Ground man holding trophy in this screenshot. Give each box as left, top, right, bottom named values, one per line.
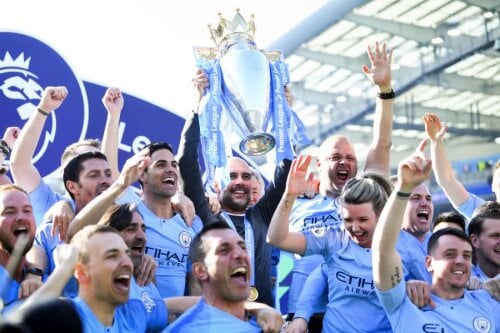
left=178, top=10, right=302, bottom=308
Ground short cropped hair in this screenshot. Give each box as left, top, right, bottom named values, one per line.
left=431, top=211, right=466, bottom=232
left=0, top=184, right=29, bottom=196
left=137, top=142, right=175, bottom=187
left=98, top=203, right=143, bottom=231
left=468, top=201, right=500, bottom=236
left=61, top=139, right=101, bottom=167
left=188, top=219, right=231, bottom=264
left=63, top=151, right=107, bottom=199
left=340, top=172, right=393, bottom=217
left=427, top=227, right=471, bottom=255
left=70, top=224, right=118, bottom=265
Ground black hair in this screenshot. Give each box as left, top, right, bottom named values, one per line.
left=188, top=218, right=231, bottom=264
left=137, top=142, right=174, bottom=187
left=63, top=151, right=107, bottom=199
left=431, top=211, right=466, bottom=232
left=427, top=227, right=471, bottom=255
left=468, top=201, right=500, bottom=236
left=98, top=203, right=143, bottom=231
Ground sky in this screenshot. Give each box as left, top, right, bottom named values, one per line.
left=1, top=0, right=328, bottom=116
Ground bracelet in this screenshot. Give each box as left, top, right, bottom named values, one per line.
left=377, top=89, right=395, bottom=100
left=0, top=140, right=11, bottom=157
left=26, top=267, right=44, bottom=277
left=396, top=191, right=411, bottom=199
left=37, top=108, right=49, bottom=116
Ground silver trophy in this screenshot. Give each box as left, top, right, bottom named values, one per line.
left=194, top=10, right=282, bottom=156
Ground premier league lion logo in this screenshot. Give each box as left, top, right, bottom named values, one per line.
left=0, top=32, right=88, bottom=176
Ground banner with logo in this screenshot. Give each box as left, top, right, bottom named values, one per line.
left=0, top=32, right=184, bottom=178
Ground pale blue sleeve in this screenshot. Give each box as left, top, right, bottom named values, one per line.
left=294, top=263, right=328, bottom=321
left=115, top=185, right=140, bottom=205
left=303, top=227, right=343, bottom=257
left=455, top=192, right=485, bottom=220
left=375, top=278, right=406, bottom=314
left=29, top=180, right=65, bottom=226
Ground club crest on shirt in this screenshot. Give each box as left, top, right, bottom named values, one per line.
left=141, top=291, right=156, bottom=313
left=473, top=316, right=491, bottom=333
left=0, top=32, right=88, bottom=177
left=179, top=231, right=192, bottom=248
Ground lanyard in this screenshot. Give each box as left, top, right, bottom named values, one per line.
left=221, top=211, right=255, bottom=286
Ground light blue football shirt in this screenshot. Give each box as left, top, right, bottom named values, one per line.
left=377, top=279, right=500, bottom=333
left=139, top=201, right=202, bottom=298
left=164, top=298, right=261, bottom=333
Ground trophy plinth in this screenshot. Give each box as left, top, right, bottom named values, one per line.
left=240, top=132, right=275, bottom=156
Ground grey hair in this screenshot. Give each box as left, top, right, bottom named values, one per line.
left=339, top=172, right=393, bottom=217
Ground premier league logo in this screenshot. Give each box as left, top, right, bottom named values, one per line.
left=0, top=32, right=88, bottom=176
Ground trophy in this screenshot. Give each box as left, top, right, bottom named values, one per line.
left=194, top=9, right=309, bottom=172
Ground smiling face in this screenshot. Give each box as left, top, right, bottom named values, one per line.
left=403, top=183, right=433, bottom=241
left=427, top=234, right=472, bottom=294
left=317, top=136, right=358, bottom=196
left=66, top=158, right=113, bottom=208
left=141, top=148, right=178, bottom=199
left=220, top=158, right=252, bottom=214
left=0, top=187, right=35, bottom=255
left=78, top=231, right=133, bottom=307
left=342, top=202, right=378, bottom=248
left=470, top=218, right=500, bottom=275
left=117, top=211, right=147, bottom=270
left=196, top=228, right=250, bottom=302
left=249, top=174, right=263, bottom=206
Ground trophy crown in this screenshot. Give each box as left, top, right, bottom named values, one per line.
left=208, top=9, right=256, bottom=47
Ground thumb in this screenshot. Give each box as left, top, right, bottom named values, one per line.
left=361, top=64, right=370, bottom=74
left=429, top=297, right=437, bottom=309
left=416, top=139, right=427, bottom=153
left=436, top=126, right=447, bottom=140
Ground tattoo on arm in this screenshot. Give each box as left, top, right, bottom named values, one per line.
left=281, top=199, right=293, bottom=216
left=389, top=266, right=402, bottom=288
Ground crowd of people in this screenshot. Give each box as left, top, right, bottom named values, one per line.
left=0, top=40, right=498, bottom=333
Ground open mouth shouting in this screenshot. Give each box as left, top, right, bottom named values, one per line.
left=230, top=265, right=249, bottom=287
left=416, top=209, right=430, bottom=225
left=113, top=272, right=132, bottom=295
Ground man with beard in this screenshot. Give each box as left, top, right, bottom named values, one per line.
left=166, top=221, right=283, bottom=332
left=0, top=184, right=39, bottom=310
left=468, top=201, right=500, bottom=281
left=396, top=182, right=434, bottom=283
left=177, top=77, right=291, bottom=307
left=372, top=143, right=500, bottom=332
left=138, top=142, right=203, bottom=298
left=276, top=41, right=394, bottom=328
left=27, top=151, right=114, bottom=297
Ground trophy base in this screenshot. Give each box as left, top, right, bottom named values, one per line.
left=239, top=133, right=276, bottom=156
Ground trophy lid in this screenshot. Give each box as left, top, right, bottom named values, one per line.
left=208, top=9, right=256, bottom=47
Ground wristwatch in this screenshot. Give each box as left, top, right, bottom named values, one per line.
left=26, top=267, right=44, bottom=277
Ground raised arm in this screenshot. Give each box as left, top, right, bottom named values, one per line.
left=0, top=127, right=20, bottom=184
left=101, top=87, right=124, bottom=180
left=423, top=113, right=469, bottom=207
left=10, top=87, right=68, bottom=192
left=177, top=70, right=217, bottom=225
left=267, top=155, right=314, bottom=255
left=372, top=140, right=432, bottom=291
left=18, top=244, right=79, bottom=311
left=67, top=149, right=150, bottom=241
left=363, top=42, right=393, bottom=175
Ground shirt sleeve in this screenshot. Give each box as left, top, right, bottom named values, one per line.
left=375, top=278, right=406, bottom=314
left=294, top=263, right=328, bottom=321
left=454, top=192, right=485, bottom=220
